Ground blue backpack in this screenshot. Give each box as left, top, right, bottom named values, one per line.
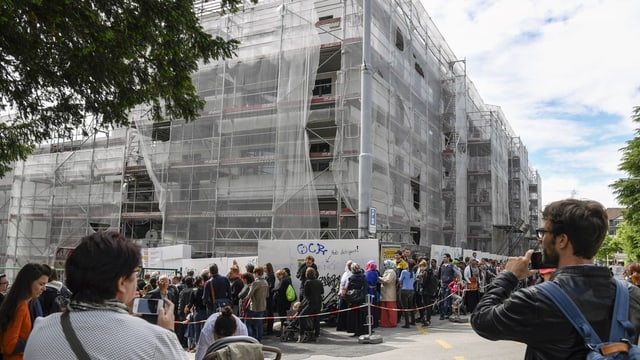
left=537, top=280, right=640, bottom=359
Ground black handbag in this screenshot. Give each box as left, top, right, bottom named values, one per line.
left=344, top=288, right=363, bottom=303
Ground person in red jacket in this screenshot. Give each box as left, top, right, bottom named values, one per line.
left=447, top=275, right=465, bottom=317
left=0, top=263, right=48, bottom=360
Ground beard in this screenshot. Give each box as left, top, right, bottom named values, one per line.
left=542, top=237, right=560, bottom=267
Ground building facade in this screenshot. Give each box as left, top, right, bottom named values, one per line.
left=0, top=0, right=541, bottom=267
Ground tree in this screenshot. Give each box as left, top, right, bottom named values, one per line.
left=611, top=106, right=640, bottom=225
left=595, top=234, right=623, bottom=264
left=612, top=222, right=640, bottom=263
left=0, top=0, right=256, bottom=177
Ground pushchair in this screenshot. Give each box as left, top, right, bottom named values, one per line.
left=319, top=287, right=339, bottom=326
left=203, top=335, right=282, bottom=360
left=280, top=299, right=314, bottom=342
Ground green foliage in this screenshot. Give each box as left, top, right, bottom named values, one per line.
left=612, top=222, right=640, bottom=262
left=612, top=106, right=640, bottom=225
left=595, top=234, right=624, bottom=263
left=0, top=0, right=257, bottom=178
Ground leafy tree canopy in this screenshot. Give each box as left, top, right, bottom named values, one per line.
left=0, top=0, right=255, bottom=177
left=595, top=234, right=623, bottom=264
left=612, top=222, right=640, bottom=263
left=612, top=107, right=640, bottom=225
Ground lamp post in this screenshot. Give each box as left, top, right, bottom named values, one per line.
left=358, top=0, right=373, bottom=239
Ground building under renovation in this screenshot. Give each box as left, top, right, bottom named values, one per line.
left=0, top=0, right=541, bottom=267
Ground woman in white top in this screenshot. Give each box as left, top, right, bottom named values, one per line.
left=336, top=260, right=353, bottom=331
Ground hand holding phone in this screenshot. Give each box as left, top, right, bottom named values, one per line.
left=504, top=249, right=538, bottom=280
left=132, top=298, right=163, bottom=315
left=157, top=298, right=175, bottom=331
left=530, top=251, right=554, bottom=269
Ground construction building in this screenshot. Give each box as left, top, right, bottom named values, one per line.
left=0, top=0, right=541, bottom=268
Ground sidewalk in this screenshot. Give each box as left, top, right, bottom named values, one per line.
left=186, top=315, right=526, bottom=359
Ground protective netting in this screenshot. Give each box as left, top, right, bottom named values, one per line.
left=0, top=0, right=540, bottom=266
left=1, top=131, right=125, bottom=269
left=132, top=1, right=321, bottom=256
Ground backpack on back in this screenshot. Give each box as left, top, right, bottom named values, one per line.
left=41, top=284, right=71, bottom=316
left=286, top=283, right=297, bottom=302
left=537, top=280, right=640, bottom=360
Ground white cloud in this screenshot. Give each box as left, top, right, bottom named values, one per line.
left=424, top=0, right=640, bottom=207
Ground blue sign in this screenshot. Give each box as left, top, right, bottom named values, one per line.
left=368, top=207, right=376, bottom=234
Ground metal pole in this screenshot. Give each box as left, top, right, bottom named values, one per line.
left=358, top=0, right=372, bottom=239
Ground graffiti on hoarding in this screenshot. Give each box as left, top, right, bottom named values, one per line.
left=318, top=273, right=340, bottom=289
left=296, top=242, right=328, bottom=255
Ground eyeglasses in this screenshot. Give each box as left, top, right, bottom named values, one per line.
left=536, top=228, right=552, bottom=240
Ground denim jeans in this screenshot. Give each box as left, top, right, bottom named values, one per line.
left=246, top=310, right=264, bottom=341
left=194, top=308, right=208, bottom=343
left=440, top=286, right=452, bottom=316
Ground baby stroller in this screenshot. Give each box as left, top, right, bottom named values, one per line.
left=203, top=335, right=282, bottom=360
left=319, top=287, right=339, bottom=326
left=280, top=299, right=314, bottom=342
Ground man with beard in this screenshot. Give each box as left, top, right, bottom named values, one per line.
left=471, top=199, right=640, bottom=359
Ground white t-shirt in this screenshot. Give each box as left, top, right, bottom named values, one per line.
left=195, top=312, right=248, bottom=360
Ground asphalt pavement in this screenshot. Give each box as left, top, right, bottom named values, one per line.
left=187, top=315, right=527, bottom=360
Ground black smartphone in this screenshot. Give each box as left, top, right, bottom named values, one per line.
left=530, top=251, right=554, bottom=269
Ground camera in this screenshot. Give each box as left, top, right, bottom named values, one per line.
left=530, top=251, right=554, bottom=269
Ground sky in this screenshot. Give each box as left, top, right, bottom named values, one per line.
left=423, top=0, right=640, bottom=208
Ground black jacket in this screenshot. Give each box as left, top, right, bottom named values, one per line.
left=274, top=276, right=293, bottom=315
left=346, top=272, right=367, bottom=305
left=303, top=279, right=324, bottom=312
left=202, top=274, right=231, bottom=305
left=296, top=263, right=319, bottom=285
left=471, top=265, right=640, bottom=360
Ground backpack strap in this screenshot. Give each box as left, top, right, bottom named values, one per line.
left=609, top=280, right=635, bottom=342
left=536, top=281, right=602, bottom=346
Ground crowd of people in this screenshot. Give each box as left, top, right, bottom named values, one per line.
left=0, top=238, right=549, bottom=359
left=2, top=198, right=640, bottom=359
left=335, top=247, right=514, bottom=335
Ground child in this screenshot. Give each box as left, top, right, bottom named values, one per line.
left=182, top=307, right=197, bottom=352
left=291, top=301, right=302, bottom=313
left=448, top=276, right=465, bottom=316
left=280, top=302, right=302, bottom=342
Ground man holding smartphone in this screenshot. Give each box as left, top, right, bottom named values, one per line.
left=471, top=199, right=640, bottom=359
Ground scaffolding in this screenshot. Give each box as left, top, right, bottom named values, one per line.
left=0, top=0, right=542, bottom=266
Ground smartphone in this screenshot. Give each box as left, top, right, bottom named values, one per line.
left=133, top=298, right=163, bottom=315
left=530, top=251, right=554, bottom=269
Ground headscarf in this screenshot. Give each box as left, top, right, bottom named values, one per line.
left=350, top=263, right=363, bottom=274
left=383, top=259, right=395, bottom=270
left=365, top=260, right=377, bottom=272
